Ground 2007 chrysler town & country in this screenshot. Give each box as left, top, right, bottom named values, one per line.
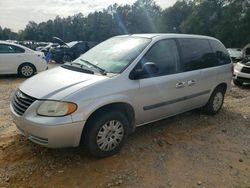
left=11, top=34, right=232, bottom=157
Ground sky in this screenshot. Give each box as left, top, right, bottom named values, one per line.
left=0, top=0, right=177, bottom=32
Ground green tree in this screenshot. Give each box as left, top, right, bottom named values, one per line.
left=161, top=0, right=193, bottom=33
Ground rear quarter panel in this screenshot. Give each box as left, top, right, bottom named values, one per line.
left=24, top=52, right=47, bottom=72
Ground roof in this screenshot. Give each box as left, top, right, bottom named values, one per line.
left=116, top=33, right=218, bottom=41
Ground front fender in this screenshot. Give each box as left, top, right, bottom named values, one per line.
left=71, top=94, right=137, bottom=123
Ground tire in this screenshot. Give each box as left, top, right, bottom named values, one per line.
left=202, top=87, right=225, bottom=115
left=18, top=63, right=36, bottom=78
left=62, top=54, right=71, bottom=63
left=233, top=79, right=243, bottom=86
left=83, top=111, right=129, bottom=158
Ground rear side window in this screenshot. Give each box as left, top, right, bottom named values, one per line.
left=12, top=45, right=25, bottom=53
left=209, top=40, right=231, bottom=65
left=178, top=38, right=215, bottom=71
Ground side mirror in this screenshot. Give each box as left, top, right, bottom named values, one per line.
left=130, top=62, right=159, bottom=80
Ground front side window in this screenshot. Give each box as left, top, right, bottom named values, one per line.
left=73, top=37, right=151, bottom=73
left=178, top=38, right=215, bottom=71
left=138, top=39, right=180, bottom=77
left=0, top=44, right=15, bottom=53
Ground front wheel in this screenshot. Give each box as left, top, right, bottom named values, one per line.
left=83, top=111, right=129, bottom=158
left=202, top=87, right=225, bottom=115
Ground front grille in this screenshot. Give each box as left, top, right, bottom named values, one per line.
left=241, top=66, right=250, bottom=74
left=12, top=90, right=36, bottom=116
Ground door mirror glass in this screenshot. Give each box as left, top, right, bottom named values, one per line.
left=130, top=62, right=159, bottom=80
left=142, top=62, right=159, bottom=74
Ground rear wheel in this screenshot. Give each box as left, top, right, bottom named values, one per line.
left=18, top=63, right=36, bottom=78
left=83, top=111, right=129, bottom=158
left=202, top=87, right=225, bottom=115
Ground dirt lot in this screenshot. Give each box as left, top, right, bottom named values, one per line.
left=0, top=74, right=250, bottom=188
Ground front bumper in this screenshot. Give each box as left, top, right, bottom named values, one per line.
left=233, top=69, right=250, bottom=83
left=10, top=104, right=85, bottom=148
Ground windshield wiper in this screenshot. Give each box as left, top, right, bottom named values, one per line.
left=62, top=62, right=94, bottom=74
left=70, top=62, right=83, bottom=67
left=79, top=59, right=107, bottom=75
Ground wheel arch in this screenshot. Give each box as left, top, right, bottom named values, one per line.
left=203, top=82, right=228, bottom=108
left=80, top=102, right=136, bottom=144
left=213, top=82, right=227, bottom=94
left=18, top=62, right=37, bottom=73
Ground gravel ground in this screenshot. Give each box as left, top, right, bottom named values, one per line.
left=0, top=72, right=250, bottom=188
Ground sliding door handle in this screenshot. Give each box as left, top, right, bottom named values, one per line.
left=188, top=80, right=196, bottom=86
left=176, top=82, right=186, bottom=88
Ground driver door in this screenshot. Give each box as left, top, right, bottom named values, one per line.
left=135, top=39, right=192, bottom=125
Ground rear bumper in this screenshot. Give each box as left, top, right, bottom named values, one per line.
left=36, top=60, right=48, bottom=72
left=11, top=105, right=85, bottom=148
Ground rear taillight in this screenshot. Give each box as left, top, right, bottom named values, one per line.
left=231, top=64, right=234, bottom=76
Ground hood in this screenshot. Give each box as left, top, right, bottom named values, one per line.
left=244, top=61, right=250, bottom=66
left=52, top=37, right=68, bottom=47
left=19, top=66, right=108, bottom=100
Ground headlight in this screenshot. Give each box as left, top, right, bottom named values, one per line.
left=234, top=63, right=242, bottom=72
left=37, top=100, right=77, bottom=117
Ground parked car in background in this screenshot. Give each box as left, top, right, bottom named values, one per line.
left=233, top=43, right=250, bottom=85
left=227, top=48, right=243, bottom=63
left=0, top=41, right=47, bottom=77
left=18, top=41, right=49, bottom=51
left=36, top=43, right=59, bottom=55
left=10, top=34, right=232, bottom=157
left=233, top=59, right=250, bottom=85
left=49, top=37, right=89, bottom=63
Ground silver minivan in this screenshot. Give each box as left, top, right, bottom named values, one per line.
left=11, top=34, right=232, bottom=157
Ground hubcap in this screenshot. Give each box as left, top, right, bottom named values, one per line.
left=21, top=66, right=33, bottom=76
left=97, top=120, right=124, bottom=151
left=213, top=92, right=223, bottom=111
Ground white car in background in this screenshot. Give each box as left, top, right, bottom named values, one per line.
left=0, top=41, right=47, bottom=77
left=227, top=48, right=243, bottom=63
left=233, top=59, right=250, bottom=86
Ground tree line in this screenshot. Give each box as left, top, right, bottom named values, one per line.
left=0, top=0, right=249, bottom=47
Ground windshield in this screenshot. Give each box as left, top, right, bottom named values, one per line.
left=73, top=37, right=151, bottom=73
